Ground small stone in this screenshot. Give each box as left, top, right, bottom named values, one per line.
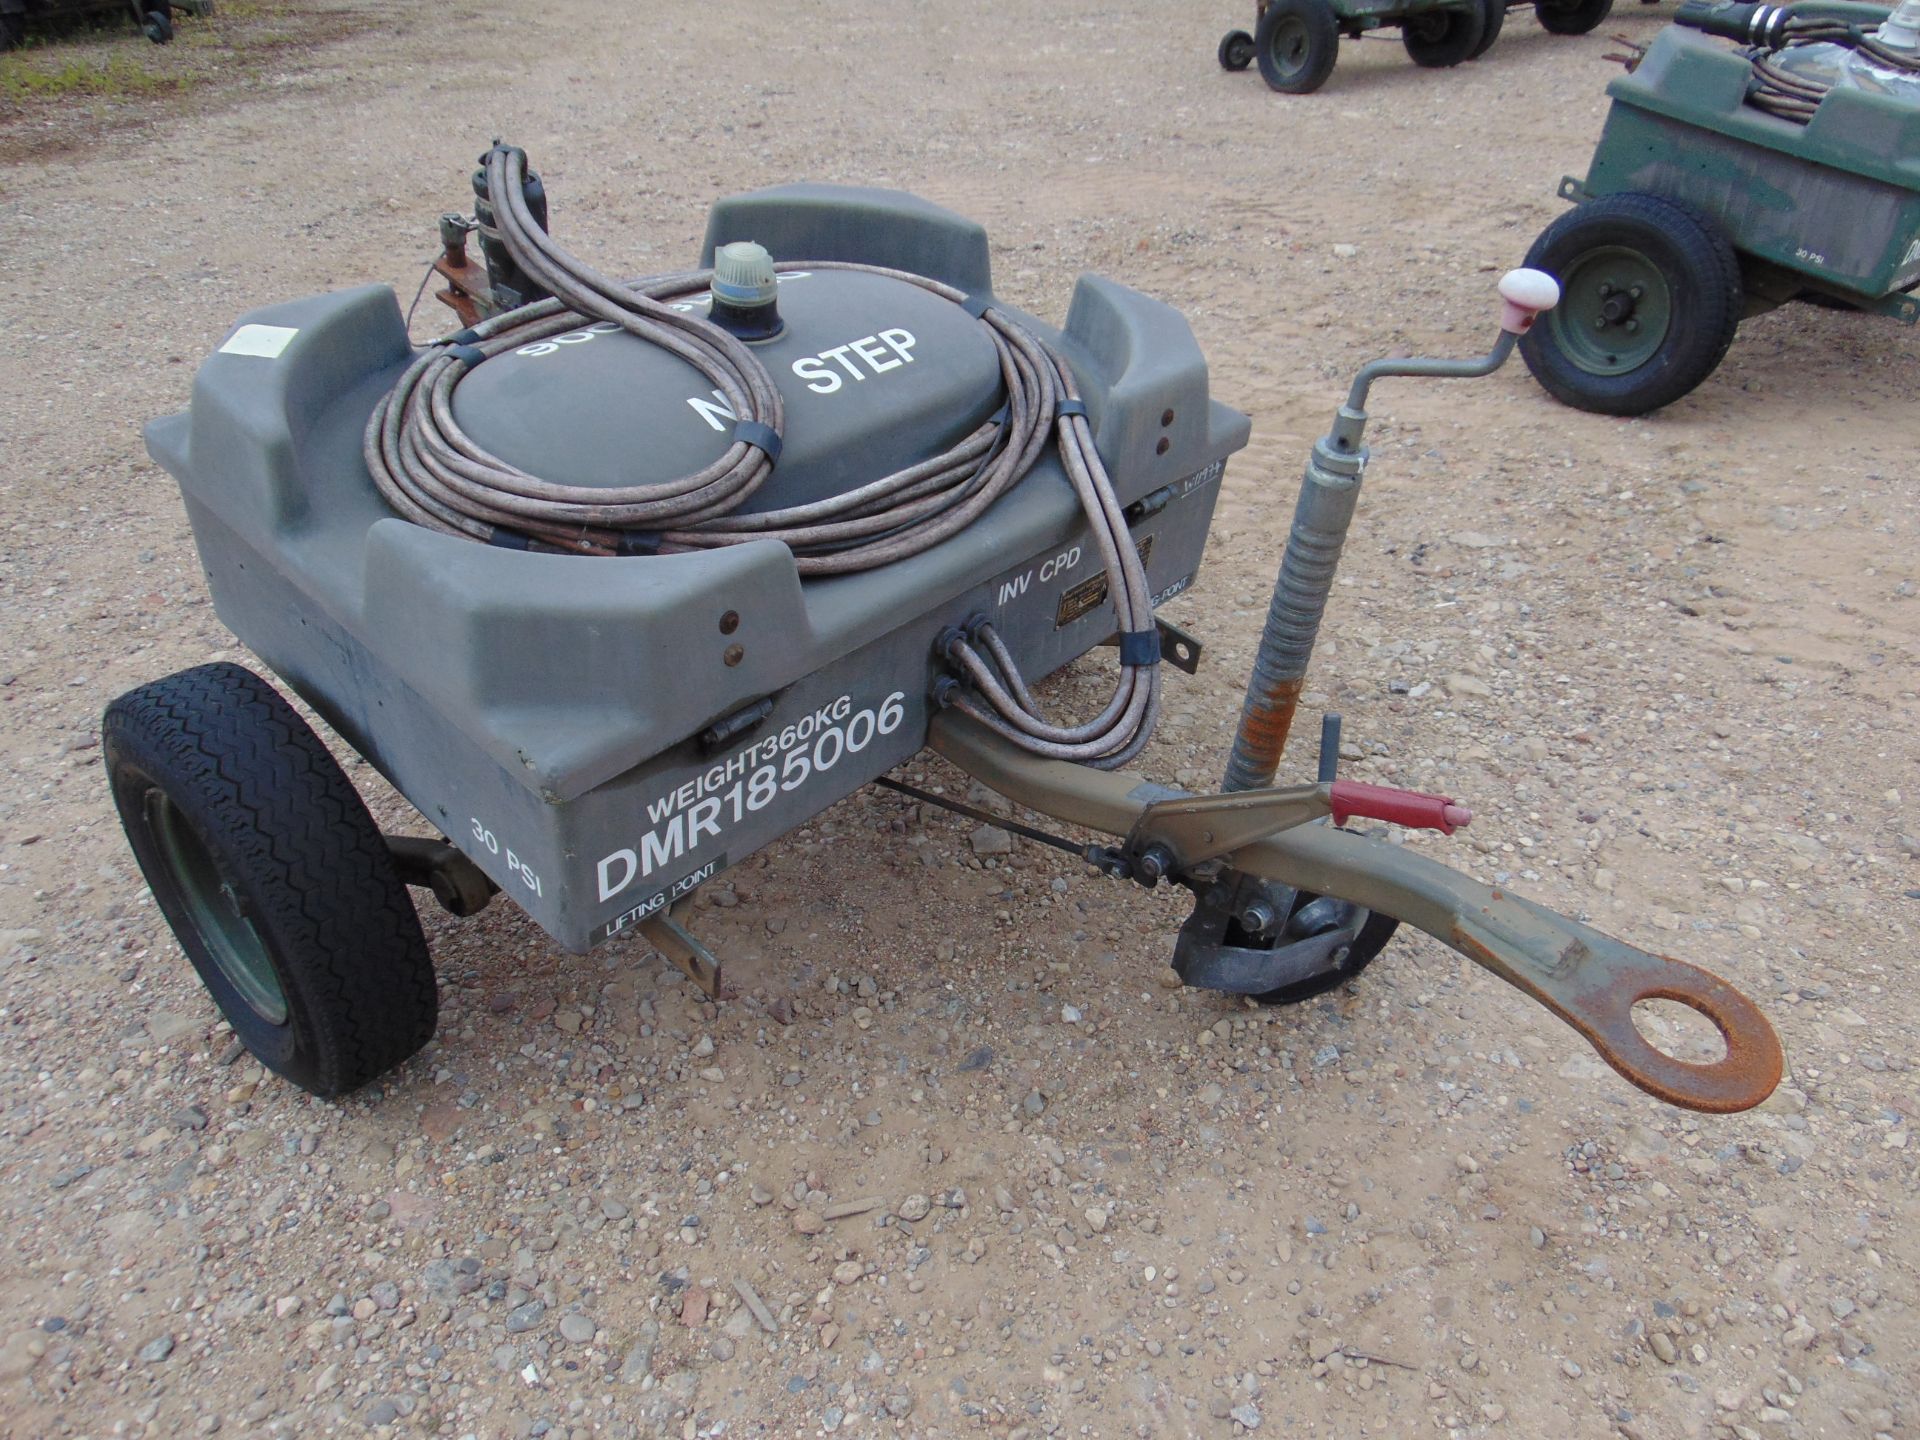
left=1084, top=1207, right=1109, bottom=1233
left=1444, top=674, right=1492, bottom=699
left=831, top=1260, right=863, bottom=1286
left=969, top=824, right=1014, bottom=857
left=553, top=1009, right=583, bottom=1034
left=620, top=1339, right=654, bottom=1383
left=1650, top=1333, right=1678, bottom=1365
left=365, top=1400, right=399, bottom=1426
left=1230, top=1402, right=1262, bottom=1429
left=559, top=1313, right=596, bottom=1344
left=793, top=1209, right=825, bottom=1236
left=504, top=1300, right=546, bottom=1334
left=1060, top=1005, right=1082, bottom=1024
left=749, top=1185, right=773, bottom=1206
left=1454, top=1153, right=1479, bottom=1174
left=1023, top=1090, right=1047, bottom=1117
left=898, top=1194, right=931, bottom=1222
left=138, top=1335, right=175, bottom=1363
left=1560, top=1359, right=1583, bottom=1379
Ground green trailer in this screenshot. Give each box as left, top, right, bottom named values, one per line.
left=1217, top=0, right=1614, bottom=94
left=1520, top=0, right=1920, bottom=412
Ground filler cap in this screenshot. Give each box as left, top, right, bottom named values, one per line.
left=710, top=241, right=784, bottom=339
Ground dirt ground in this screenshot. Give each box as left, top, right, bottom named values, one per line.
left=0, top=2, right=1915, bottom=1438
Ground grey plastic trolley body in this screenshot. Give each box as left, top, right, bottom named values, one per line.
left=147, top=186, right=1248, bottom=952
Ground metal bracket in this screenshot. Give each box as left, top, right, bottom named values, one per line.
left=1864, top=288, right=1920, bottom=326
left=1556, top=175, right=1592, bottom=203
left=385, top=835, right=498, bottom=917
left=1123, top=783, right=1331, bottom=874
left=1098, top=616, right=1205, bottom=675
left=638, top=908, right=725, bottom=1000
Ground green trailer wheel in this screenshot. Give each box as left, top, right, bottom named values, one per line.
left=1469, top=0, right=1506, bottom=57
left=1255, top=0, right=1341, bottom=93
left=1402, top=3, right=1487, bottom=67
left=1520, top=192, right=1744, bottom=415
left=1218, top=27, right=1256, bottom=69
left=1535, top=0, right=1613, bottom=33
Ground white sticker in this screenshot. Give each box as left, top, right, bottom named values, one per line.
left=218, top=324, right=299, bottom=358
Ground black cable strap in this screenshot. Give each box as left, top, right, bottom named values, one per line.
left=1118, top=628, right=1161, bottom=666
left=731, top=420, right=783, bottom=464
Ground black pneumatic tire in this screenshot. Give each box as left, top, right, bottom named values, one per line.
left=1255, top=0, right=1340, bottom=93
left=1470, top=0, right=1506, bottom=56
left=1218, top=28, right=1256, bottom=69
left=103, top=663, right=437, bottom=1097
left=1519, top=192, right=1744, bottom=415
left=142, top=7, right=174, bottom=42
left=1402, top=3, right=1487, bottom=66
left=1535, top=0, right=1613, bottom=33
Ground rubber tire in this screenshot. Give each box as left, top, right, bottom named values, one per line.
left=1402, top=4, right=1486, bottom=66
left=1535, top=0, right=1612, bottom=33
left=1250, top=906, right=1400, bottom=1007
left=1255, top=0, right=1340, bottom=94
left=103, top=663, right=437, bottom=1097
left=1519, top=192, right=1743, bottom=416
left=1469, top=0, right=1506, bottom=57
left=143, top=7, right=174, bottom=42
left=1218, top=28, right=1255, bottom=70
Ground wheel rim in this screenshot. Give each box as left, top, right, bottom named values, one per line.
left=1551, top=245, right=1672, bottom=375
left=145, top=790, right=289, bottom=1025
left=1266, top=15, right=1311, bottom=76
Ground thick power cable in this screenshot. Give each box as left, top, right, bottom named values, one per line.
left=362, top=149, right=1160, bottom=767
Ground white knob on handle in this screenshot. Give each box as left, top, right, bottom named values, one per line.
left=1497, top=267, right=1561, bottom=335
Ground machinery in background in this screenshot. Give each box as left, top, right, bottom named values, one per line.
left=1520, top=0, right=1920, bottom=413
left=1217, top=0, right=1614, bottom=94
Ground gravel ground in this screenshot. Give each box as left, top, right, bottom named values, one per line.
left=1, top=2, right=1915, bottom=1438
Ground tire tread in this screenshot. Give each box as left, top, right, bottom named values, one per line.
left=103, top=664, right=434, bottom=1096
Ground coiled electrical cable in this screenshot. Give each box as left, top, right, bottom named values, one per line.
left=363, top=146, right=1160, bottom=767
left=1742, top=15, right=1920, bottom=122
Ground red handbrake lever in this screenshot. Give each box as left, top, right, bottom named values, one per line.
left=1329, top=780, right=1473, bottom=835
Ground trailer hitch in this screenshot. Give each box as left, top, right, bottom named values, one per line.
left=926, top=267, right=1782, bottom=1114
left=931, top=711, right=1782, bottom=1114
